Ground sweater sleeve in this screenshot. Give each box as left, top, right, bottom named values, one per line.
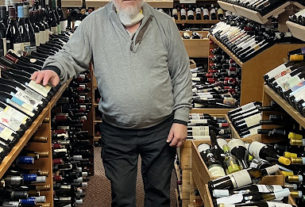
left=166, top=19, right=192, bottom=123
left=42, top=17, right=92, bottom=83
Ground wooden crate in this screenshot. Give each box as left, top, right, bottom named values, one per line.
left=180, top=31, right=209, bottom=58
left=201, top=176, right=296, bottom=207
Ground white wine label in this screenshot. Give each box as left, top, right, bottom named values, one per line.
left=187, top=10, right=194, bottom=16
left=203, top=8, right=209, bottom=16
left=172, top=8, right=178, bottom=16
left=248, top=126, right=261, bottom=136
left=266, top=64, right=287, bottom=79
left=46, top=29, right=50, bottom=42
left=54, top=148, right=68, bottom=153
left=13, top=43, right=24, bottom=55
left=216, top=194, right=243, bottom=204
left=192, top=135, right=210, bottom=140
left=248, top=141, right=265, bottom=159
left=38, top=31, right=45, bottom=45
left=35, top=32, right=40, bottom=46
left=191, top=126, right=209, bottom=136
left=274, top=188, right=290, bottom=199
left=35, top=196, right=46, bottom=203
left=209, top=165, right=226, bottom=177
left=1, top=106, right=28, bottom=131
left=23, top=87, right=45, bottom=103
left=51, top=26, right=57, bottom=35
left=230, top=169, right=252, bottom=188
left=57, top=24, right=62, bottom=35
left=213, top=189, right=229, bottom=198
left=27, top=81, right=51, bottom=97
left=282, top=76, right=303, bottom=91
left=0, top=124, right=14, bottom=141
left=190, top=114, right=201, bottom=119
left=34, top=176, right=47, bottom=183
left=197, top=144, right=210, bottom=153
left=217, top=139, right=227, bottom=149
left=256, top=184, right=283, bottom=193
left=180, top=9, right=186, bottom=16
left=267, top=202, right=293, bottom=207
left=244, top=113, right=261, bottom=127
left=60, top=20, right=68, bottom=32
left=265, top=165, right=280, bottom=175
left=2, top=38, right=6, bottom=55
left=227, top=139, right=245, bottom=151
left=192, top=77, right=200, bottom=81
left=195, top=8, right=201, bottom=14
left=189, top=119, right=208, bottom=124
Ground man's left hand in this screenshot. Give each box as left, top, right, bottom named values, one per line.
left=167, top=123, right=187, bottom=147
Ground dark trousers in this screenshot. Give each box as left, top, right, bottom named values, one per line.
left=100, top=117, right=176, bottom=207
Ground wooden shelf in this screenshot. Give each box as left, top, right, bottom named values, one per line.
left=191, top=108, right=232, bottom=114
left=175, top=20, right=219, bottom=24
left=264, top=85, right=305, bottom=129
left=86, top=0, right=173, bottom=9
left=209, top=35, right=305, bottom=105
left=61, top=0, right=82, bottom=7
left=180, top=31, right=209, bottom=58
left=0, top=81, right=70, bottom=179
left=287, top=21, right=305, bottom=42
left=218, top=1, right=292, bottom=25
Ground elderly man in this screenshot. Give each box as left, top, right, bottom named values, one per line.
left=31, top=0, right=192, bottom=206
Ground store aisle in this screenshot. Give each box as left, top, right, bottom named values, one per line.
left=82, top=147, right=178, bottom=207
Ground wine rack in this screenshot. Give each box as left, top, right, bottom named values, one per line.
left=180, top=31, right=209, bottom=58
left=61, top=0, right=82, bottom=7
left=0, top=80, right=71, bottom=207
left=84, top=0, right=173, bottom=9
left=287, top=21, right=305, bottom=42
left=209, top=35, right=305, bottom=105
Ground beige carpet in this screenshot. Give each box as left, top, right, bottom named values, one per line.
left=82, top=147, right=177, bottom=207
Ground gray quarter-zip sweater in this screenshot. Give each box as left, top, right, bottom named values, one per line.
left=43, top=2, right=192, bottom=129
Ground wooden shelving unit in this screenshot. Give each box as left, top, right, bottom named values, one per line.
left=61, top=0, right=82, bottom=7
left=0, top=81, right=70, bottom=207
left=85, top=0, right=173, bottom=9
left=209, top=35, right=305, bottom=105
left=176, top=20, right=219, bottom=24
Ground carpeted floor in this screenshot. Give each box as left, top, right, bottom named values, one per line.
left=82, top=147, right=177, bottom=207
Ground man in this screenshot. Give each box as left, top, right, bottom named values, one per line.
left=31, top=0, right=192, bottom=206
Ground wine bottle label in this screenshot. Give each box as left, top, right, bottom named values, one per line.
left=267, top=202, right=294, bottom=207
left=35, top=32, right=40, bottom=46
left=266, top=64, right=288, bottom=80
left=17, top=156, right=34, bottom=164
left=46, top=29, right=50, bottom=42
left=54, top=148, right=67, bottom=153
left=227, top=139, right=245, bottom=152
left=248, top=126, right=261, bottom=136
left=13, top=90, right=40, bottom=108
left=217, top=8, right=224, bottom=15
left=230, top=170, right=252, bottom=188
left=27, top=81, right=51, bottom=97
left=20, top=198, right=35, bottom=206
left=7, top=98, right=34, bottom=117
left=191, top=126, right=209, bottom=136
left=57, top=24, right=62, bottom=35
left=265, top=165, right=280, bottom=175
left=0, top=124, right=14, bottom=141
left=180, top=9, right=186, bottom=16
left=51, top=26, right=57, bottom=35
left=13, top=43, right=24, bottom=55
left=39, top=31, right=46, bottom=44
left=213, top=189, right=229, bottom=198
left=229, top=102, right=256, bottom=115
left=34, top=196, right=46, bottom=203
left=288, top=80, right=305, bottom=96
left=195, top=8, right=201, bottom=15
left=187, top=10, right=194, bottom=17
left=274, top=188, right=290, bottom=199
left=191, top=135, right=210, bottom=140
left=243, top=113, right=261, bottom=127
left=22, top=87, right=45, bottom=103
left=216, top=194, right=243, bottom=204
left=23, top=41, right=30, bottom=52
left=292, top=87, right=305, bottom=101
left=256, top=184, right=283, bottom=193
left=23, top=174, right=37, bottom=182
left=197, top=143, right=210, bottom=153
left=60, top=20, right=68, bottom=32
left=0, top=105, right=28, bottom=131
left=33, top=176, right=46, bottom=183
left=2, top=38, right=7, bottom=55
left=209, top=164, right=226, bottom=177
left=217, top=139, right=228, bottom=149
left=203, top=8, right=209, bottom=16
left=10, top=93, right=36, bottom=112
left=248, top=141, right=265, bottom=159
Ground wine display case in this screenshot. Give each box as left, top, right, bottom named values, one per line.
left=0, top=80, right=71, bottom=207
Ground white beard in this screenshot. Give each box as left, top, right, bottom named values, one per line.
left=113, top=0, right=144, bottom=26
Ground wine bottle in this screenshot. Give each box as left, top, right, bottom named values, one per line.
left=227, top=139, right=249, bottom=169
left=223, top=144, right=241, bottom=174
left=0, top=6, right=7, bottom=56
left=208, top=165, right=280, bottom=190
left=6, top=7, right=23, bottom=55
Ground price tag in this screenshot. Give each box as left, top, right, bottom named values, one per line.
left=179, top=0, right=196, bottom=4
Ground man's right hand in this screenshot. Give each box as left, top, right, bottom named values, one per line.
left=31, top=70, right=60, bottom=87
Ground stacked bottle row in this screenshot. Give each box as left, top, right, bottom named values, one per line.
left=209, top=15, right=296, bottom=62
left=202, top=131, right=305, bottom=206
left=187, top=113, right=232, bottom=140
left=0, top=145, right=52, bottom=207
left=171, top=4, right=224, bottom=21
left=181, top=31, right=205, bottom=40
left=51, top=72, right=93, bottom=207
left=218, top=0, right=294, bottom=16
left=289, top=9, right=305, bottom=26
left=0, top=30, right=72, bottom=164
left=264, top=47, right=305, bottom=117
